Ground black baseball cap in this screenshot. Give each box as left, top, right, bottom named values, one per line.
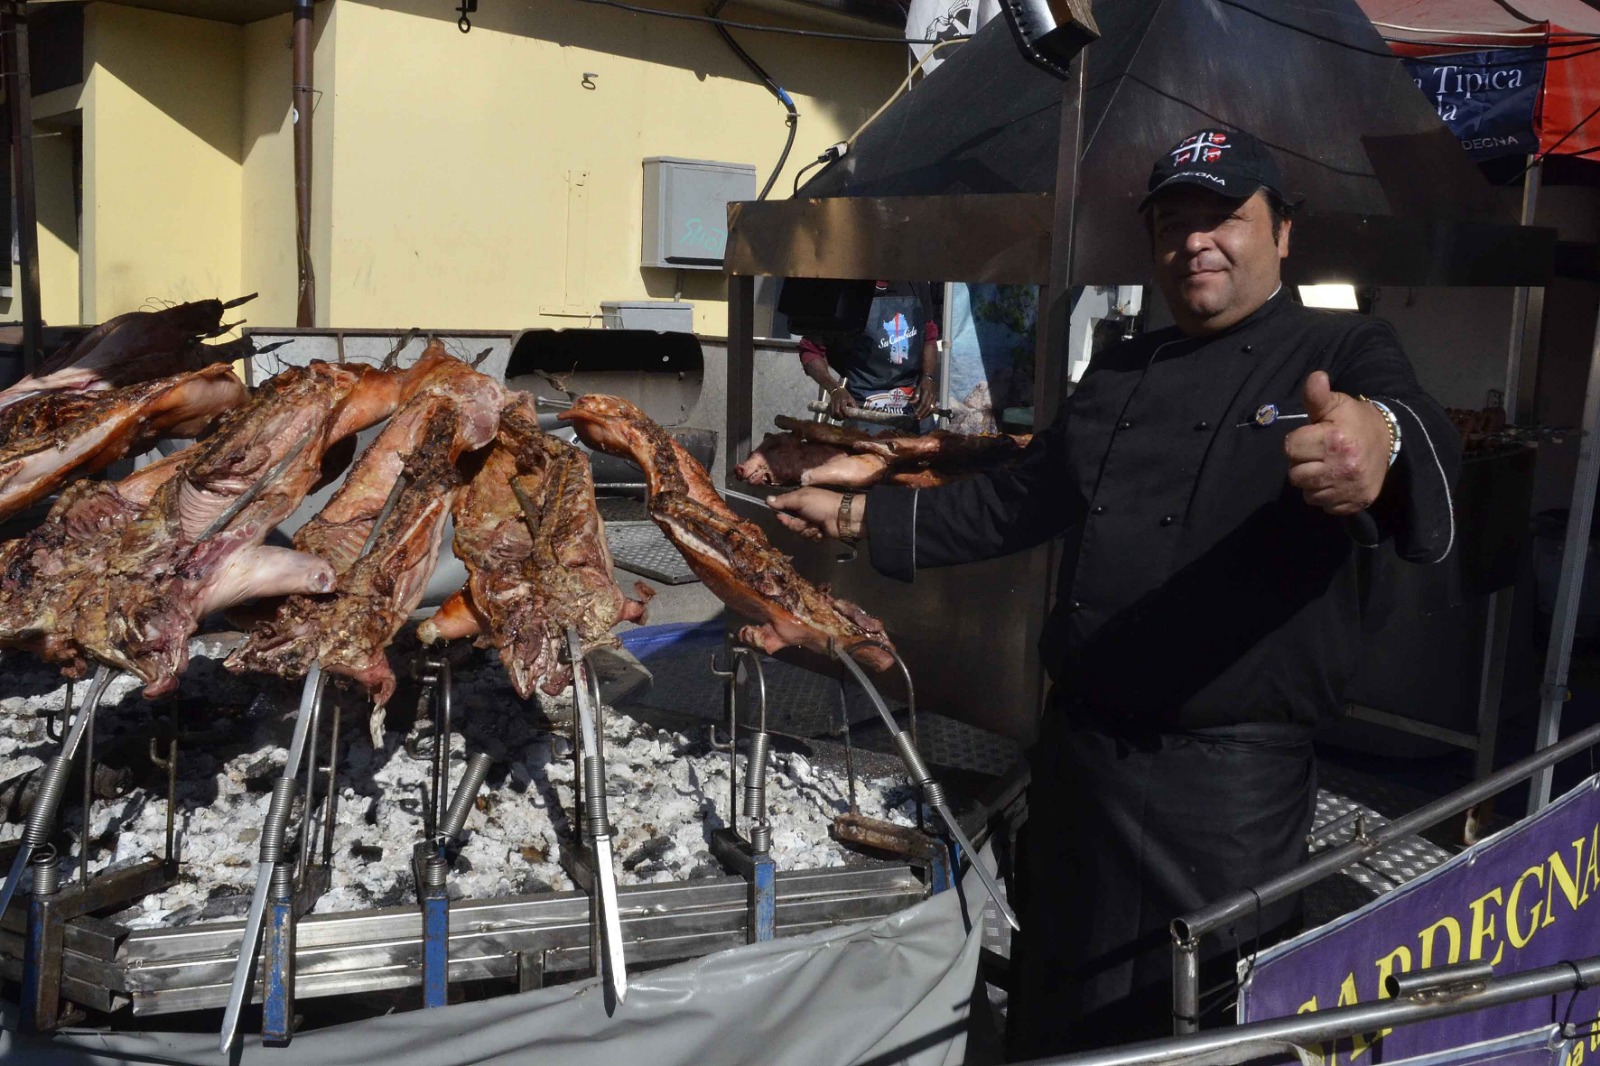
left=1139, top=128, right=1287, bottom=212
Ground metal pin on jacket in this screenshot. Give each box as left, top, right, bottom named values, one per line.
left=1238, top=403, right=1310, bottom=428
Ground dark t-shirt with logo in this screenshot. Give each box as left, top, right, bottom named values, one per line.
left=803, top=282, right=938, bottom=416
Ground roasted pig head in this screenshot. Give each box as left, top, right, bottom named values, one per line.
left=560, top=394, right=894, bottom=672
left=68, top=357, right=439, bottom=696
left=0, top=364, right=247, bottom=523
left=419, top=395, right=651, bottom=698
left=227, top=350, right=503, bottom=710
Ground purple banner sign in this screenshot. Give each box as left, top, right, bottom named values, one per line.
left=1239, top=777, right=1600, bottom=1065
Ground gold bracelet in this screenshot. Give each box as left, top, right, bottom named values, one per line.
left=837, top=492, right=859, bottom=544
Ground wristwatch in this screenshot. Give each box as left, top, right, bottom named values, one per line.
left=837, top=492, right=861, bottom=543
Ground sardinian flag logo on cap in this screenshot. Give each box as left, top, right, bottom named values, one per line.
left=1171, top=132, right=1230, bottom=166
left=1141, top=127, right=1290, bottom=212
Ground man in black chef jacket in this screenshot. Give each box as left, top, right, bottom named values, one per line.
left=767, top=129, right=1460, bottom=1057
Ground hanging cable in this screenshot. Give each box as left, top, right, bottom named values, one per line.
left=572, top=0, right=965, bottom=44
left=708, top=0, right=797, bottom=200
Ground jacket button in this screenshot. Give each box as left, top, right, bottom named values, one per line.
left=1243, top=344, right=1254, bottom=353
left=1118, top=419, right=1133, bottom=430
left=1194, top=420, right=1209, bottom=431
left=1091, top=505, right=1105, bottom=515
left=1071, top=600, right=1085, bottom=612
left=1160, top=515, right=1176, bottom=527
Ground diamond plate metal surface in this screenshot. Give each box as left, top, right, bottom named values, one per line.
left=1310, top=788, right=1455, bottom=897
left=605, top=521, right=699, bottom=585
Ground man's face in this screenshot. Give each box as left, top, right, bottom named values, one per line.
left=1149, top=187, right=1290, bottom=336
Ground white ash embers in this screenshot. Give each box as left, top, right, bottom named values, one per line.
left=0, top=647, right=918, bottom=930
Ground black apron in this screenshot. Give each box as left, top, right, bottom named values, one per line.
left=1005, top=717, right=1317, bottom=1059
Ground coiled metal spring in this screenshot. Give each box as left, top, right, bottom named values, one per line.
left=583, top=756, right=610, bottom=839
left=259, top=778, right=299, bottom=864
left=269, top=861, right=296, bottom=901
left=29, top=846, right=60, bottom=897
left=742, top=732, right=771, bottom=821
left=22, top=755, right=73, bottom=847
left=749, top=823, right=772, bottom=854
left=422, top=853, right=450, bottom=889
left=892, top=732, right=947, bottom=809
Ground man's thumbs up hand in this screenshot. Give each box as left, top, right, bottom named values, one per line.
left=1283, top=371, right=1392, bottom=516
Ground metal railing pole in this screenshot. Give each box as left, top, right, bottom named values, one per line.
left=1170, top=718, right=1600, bottom=1029
left=1035, top=955, right=1599, bottom=1066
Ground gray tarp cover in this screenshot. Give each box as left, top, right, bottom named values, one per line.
left=0, top=854, right=988, bottom=1066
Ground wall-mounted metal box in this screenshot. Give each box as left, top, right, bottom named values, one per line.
left=601, top=300, right=695, bottom=333
left=641, top=157, right=757, bottom=270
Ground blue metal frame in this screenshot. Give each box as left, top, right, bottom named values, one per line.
left=262, top=877, right=296, bottom=1044
left=422, top=883, right=450, bottom=1008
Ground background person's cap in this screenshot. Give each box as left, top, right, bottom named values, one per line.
left=1139, top=128, right=1286, bottom=211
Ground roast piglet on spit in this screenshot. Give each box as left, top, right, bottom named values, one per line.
left=418, top=394, right=653, bottom=697
left=64, top=352, right=452, bottom=696
left=0, top=450, right=193, bottom=673
left=558, top=394, right=894, bottom=672
left=735, top=416, right=1032, bottom=491
left=2, top=295, right=256, bottom=402
left=226, top=347, right=503, bottom=712
left=0, top=364, right=248, bottom=523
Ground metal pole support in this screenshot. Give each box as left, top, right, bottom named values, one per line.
left=20, top=848, right=63, bottom=1034
left=1171, top=936, right=1200, bottom=1036
left=421, top=854, right=450, bottom=1008
left=262, top=862, right=297, bottom=1045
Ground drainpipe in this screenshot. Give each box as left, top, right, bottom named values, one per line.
left=292, top=0, right=315, bottom=327
left=4, top=2, right=42, bottom=371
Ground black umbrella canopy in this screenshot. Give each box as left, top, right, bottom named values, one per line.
left=799, top=0, right=1522, bottom=284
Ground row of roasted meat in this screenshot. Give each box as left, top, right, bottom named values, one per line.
left=0, top=299, right=895, bottom=715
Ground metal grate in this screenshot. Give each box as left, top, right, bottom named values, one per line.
left=605, top=521, right=700, bottom=585
left=1309, top=788, right=1455, bottom=896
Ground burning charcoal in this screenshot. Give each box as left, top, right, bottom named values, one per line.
left=622, top=835, right=673, bottom=871
left=241, top=755, right=283, bottom=792
left=199, top=894, right=253, bottom=921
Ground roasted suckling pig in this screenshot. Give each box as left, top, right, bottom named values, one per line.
left=559, top=394, right=893, bottom=671
left=735, top=416, right=1032, bottom=490
left=60, top=355, right=446, bottom=695
left=226, top=347, right=502, bottom=709
left=419, top=394, right=651, bottom=697
left=0, top=365, right=248, bottom=523
left=0, top=450, right=193, bottom=671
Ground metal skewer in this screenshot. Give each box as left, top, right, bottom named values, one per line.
left=219, top=472, right=409, bottom=1053
left=830, top=643, right=1020, bottom=931
left=218, top=664, right=324, bottom=1053
left=566, top=626, right=628, bottom=1005
left=195, top=428, right=318, bottom=541
left=0, top=666, right=116, bottom=921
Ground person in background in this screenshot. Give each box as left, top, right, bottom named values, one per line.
left=798, top=280, right=941, bottom=433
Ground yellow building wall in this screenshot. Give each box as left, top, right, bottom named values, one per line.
left=321, top=0, right=904, bottom=335
left=81, top=2, right=243, bottom=322
left=241, top=13, right=298, bottom=329
left=33, top=123, right=82, bottom=328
